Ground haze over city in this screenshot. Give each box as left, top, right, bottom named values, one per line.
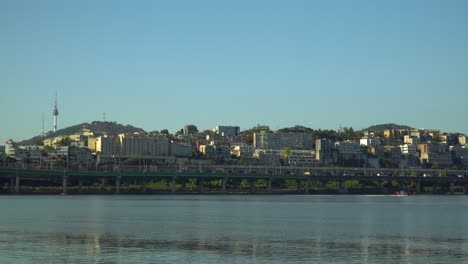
left=2, top=0, right=468, bottom=144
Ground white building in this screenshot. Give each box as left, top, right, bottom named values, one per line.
left=360, top=138, right=381, bottom=147
left=399, top=144, right=417, bottom=156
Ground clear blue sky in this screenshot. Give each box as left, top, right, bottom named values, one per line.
left=1, top=0, right=468, bottom=144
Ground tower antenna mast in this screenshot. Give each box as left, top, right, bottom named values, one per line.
left=41, top=112, right=45, bottom=137
left=53, top=92, right=59, bottom=133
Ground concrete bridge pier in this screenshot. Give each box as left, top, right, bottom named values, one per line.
left=399, top=180, right=405, bottom=190
left=15, top=174, right=20, bottom=193
left=250, top=179, right=256, bottom=193
left=115, top=175, right=121, bottom=194
left=339, top=180, right=348, bottom=194
left=267, top=178, right=272, bottom=194
left=296, top=180, right=302, bottom=192
left=464, top=183, right=468, bottom=195
left=432, top=182, right=438, bottom=194
left=304, top=180, right=309, bottom=193
left=62, top=173, right=68, bottom=194
left=171, top=176, right=176, bottom=193
left=379, top=179, right=388, bottom=194
left=141, top=176, right=147, bottom=193
left=198, top=178, right=205, bottom=193
left=222, top=177, right=227, bottom=193
left=450, top=181, right=455, bottom=194
left=9, top=175, right=14, bottom=193
left=415, top=181, right=421, bottom=193
left=78, top=176, right=83, bottom=193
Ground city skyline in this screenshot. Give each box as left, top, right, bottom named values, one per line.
left=2, top=1, right=468, bottom=144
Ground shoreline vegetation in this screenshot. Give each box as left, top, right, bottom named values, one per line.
left=1, top=186, right=464, bottom=195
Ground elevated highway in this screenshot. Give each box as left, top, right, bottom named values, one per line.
left=1, top=166, right=467, bottom=194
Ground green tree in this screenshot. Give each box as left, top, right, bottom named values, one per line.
left=57, top=137, right=72, bottom=147
left=236, top=160, right=246, bottom=166
left=284, top=147, right=291, bottom=157
left=283, top=147, right=291, bottom=165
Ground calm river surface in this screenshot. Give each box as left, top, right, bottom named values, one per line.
left=1, top=195, right=468, bottom=264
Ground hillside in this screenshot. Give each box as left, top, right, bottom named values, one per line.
left=363, top=123, right=414, bottom=132
left=19, top=121, right=145, bottom=145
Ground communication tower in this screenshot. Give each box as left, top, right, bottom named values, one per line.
left=41, top=112, right=45, bottom=137
left=53, top=93, right=59, bottom=132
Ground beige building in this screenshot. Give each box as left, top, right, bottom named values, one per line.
left=459, top=135, right=467, bottom=146
left=43, top=136, right=67, bottom=148
left=87, top=136, right=98, bottom=152
left=119, top=133, right=169, bottom=157
left=410, top=130, right=421, bottom=138
left=231, top=144, right=256, bottom=157
left=404, top=135, right=421, bottom=145
left=95, top=135, right=121, bottom=157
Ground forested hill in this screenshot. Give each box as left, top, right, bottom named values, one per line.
left=19, top=121, right=145, bottom=145
left=363, top=123, right=414, bottom=132
left=276, top=125, right=314, bottom=133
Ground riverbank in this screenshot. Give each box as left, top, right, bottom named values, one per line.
left=0, top=187, right=464, bottom=195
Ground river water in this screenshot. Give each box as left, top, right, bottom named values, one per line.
left=1, top=195, right=468, bottom=264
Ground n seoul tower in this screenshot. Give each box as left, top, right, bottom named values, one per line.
left=53, top=93, right=59, bottom=132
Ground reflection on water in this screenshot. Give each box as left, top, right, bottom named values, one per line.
left=1, top=195, right=468, bottom=263
left=2, top=229, right=468, bottom=263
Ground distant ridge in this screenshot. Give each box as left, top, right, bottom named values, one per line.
left=19, top=121, right=145, bottom=145
left=363, top=123, right=414, bottom=132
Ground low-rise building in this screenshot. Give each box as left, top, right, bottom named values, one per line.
left=183, top=124, right=198, bottom=135
left=199, top=144, right=231, bottom=160
left=46, top=146, right=93, bottom=165
left=199, top=144, right=216, bottom=156
left=404, top=135, right=421, bottom=145
left=170, top=142, right=192, bottom=157
left=399, top=144, right=418, bottom=156
left=288, top=150, right=316, bottom=166
left=452, top=146, right=468, bottom=167
left=95, top=135, right=120, bottom=157
left=119, top=133, right=169, bottom=157
left=253, top=149, right=281, bottom=165
left=214, top=125, right=240, bottom=137
left=315, top=138, right=335, bottom=164
left=360, top=138, right=381, bottom=147
left=254, top=132, right=314, bottom=150
left=410, top=130, right=421, bottom=139
left=459, top=135, right=467, bottom=146
left=336, top=140, right=363, bottom=160
left=419, top=143, right=453, bottom=167
left=368, top=145, right=384, bottom=158
left=5, top=139, right=16, bottom=158
left=231, top=144, right=256, bottom=157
